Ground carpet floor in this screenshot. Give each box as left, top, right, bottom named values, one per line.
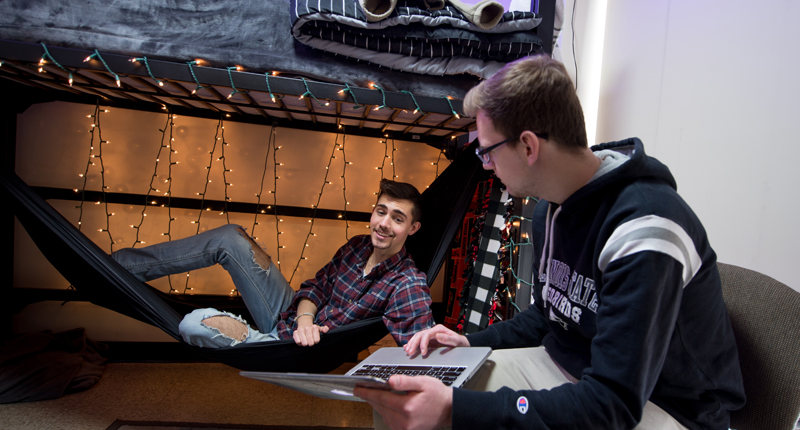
left=106, top=420, right=371, bottom=430
left=0, top=362, right=374, bottom=430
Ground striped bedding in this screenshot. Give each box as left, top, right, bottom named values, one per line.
left=290, top=0, right=544, bottom=78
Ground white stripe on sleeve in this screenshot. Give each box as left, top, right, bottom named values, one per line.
left=598, top=215, right=702, bottom=288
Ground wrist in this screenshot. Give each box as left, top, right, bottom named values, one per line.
left=296, top=312, right=315, bottom=322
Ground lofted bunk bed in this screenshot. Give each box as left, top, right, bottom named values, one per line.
left=0, top=0, right=558, bottom=372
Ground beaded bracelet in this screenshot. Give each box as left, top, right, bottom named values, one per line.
left=297, top=312, right=315, bottom=320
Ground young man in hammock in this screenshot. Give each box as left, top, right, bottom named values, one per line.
left=112, top=179, right=433, bottom=348
left=355, top=56, right=745, bottom=430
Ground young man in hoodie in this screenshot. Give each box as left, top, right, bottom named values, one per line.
left=355, top=55, right=745, bottom=430
left=112, top=179, right=433, bottom=348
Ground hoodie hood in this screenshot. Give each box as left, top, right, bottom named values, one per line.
left=536, top=137, right=681, bottom=349
left=559, top=138, right=677, bottom=215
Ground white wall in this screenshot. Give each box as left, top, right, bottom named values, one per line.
left=590, top=0, right=800, bottom=290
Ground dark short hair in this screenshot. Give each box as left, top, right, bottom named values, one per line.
left=376, top=179, right=422, bottom=223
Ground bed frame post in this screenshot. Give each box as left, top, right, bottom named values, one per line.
left=534, top=0, right=557, bottom=56
left=0, top=89, right=17, bottom=340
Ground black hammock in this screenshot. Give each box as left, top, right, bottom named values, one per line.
left=2, top=141, right=485, bottom=373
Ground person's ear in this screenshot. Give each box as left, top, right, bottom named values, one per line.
left=408, top=221, right=421, bottom=235
left=518, top=130, right=541, bottom=166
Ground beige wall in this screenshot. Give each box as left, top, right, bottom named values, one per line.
left=13, top=101, right=449, bottom=340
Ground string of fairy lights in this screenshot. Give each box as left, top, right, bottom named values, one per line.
left=268, top=128, right=283, bottom=270
left=183, top=115, right=231, bottom=294
left=251, top=123, right=279, bottom=258
left=75, top=102, right=116, bottom=250
left=32, top=43, right=459, bottom=297
left=376, top=133, right=399, bottom=183
left=289, top=130, right=345, bottom=283
left=69, top=103, right=446, bottom=296
left=131, top=112, right=172, bottom=247
left=31, top=43, right=466, bottom=127
left=65, top=101, right=525, bottom=333
left=488, top=196, right=540, bottom=325
left=70, top=107, right=449, bottom=297
left=26, top=43, right=545, bottom=331
left=339, top=128, right=351, bottom=241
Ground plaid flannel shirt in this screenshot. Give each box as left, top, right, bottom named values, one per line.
left=275, top=235, right=433, bottom=345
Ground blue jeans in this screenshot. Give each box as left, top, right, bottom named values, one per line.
left=112, top=224, right=296, bottom=348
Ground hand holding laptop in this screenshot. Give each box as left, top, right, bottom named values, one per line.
left=403, top=324, right=470, bottom=356
left=354, top=372, right=453, bottom=430
left=355, top=325, right=476, bottom=429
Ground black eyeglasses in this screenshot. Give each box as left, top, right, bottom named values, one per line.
left=475, top=132, right=548, bottom=164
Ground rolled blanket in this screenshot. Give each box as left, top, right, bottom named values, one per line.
left=359, top=0, right=398, bottom=21
left=447, top=0, right=505, bottom=30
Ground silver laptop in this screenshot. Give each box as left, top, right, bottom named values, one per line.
left=240, top=346, right=492, bottom=401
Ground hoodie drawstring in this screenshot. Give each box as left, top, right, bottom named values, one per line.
left=539, top=204, right=562, bottom=310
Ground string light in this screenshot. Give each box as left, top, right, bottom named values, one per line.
left=300, top=77, right=330, bottom=106
left=442, top=96, right=460, bottom=119
left=271, top=130, right=283, bottom=270
left=219, top=119, right=232, bottom=218
left=251, top=123, right=278, bottom=245
left=289, top=131, right=342, bottom=283
left=130, top=56, right=164, bottom=86
left=391, top=135, right=397, bottom=179
left=39, top=43, right=74, bottom=86
left=183, top=114, right=227, bottom=293
left=84, top=49, right=121, bottom=87
left=163, top=113, right=179, bottom=293
left=186, top=60, right=208, bottom=94
left=76, top=100, right=116, bottom=251
left=378, top=136, right=388, bottom=179
left=264, top=72, right=282, bottom=103
left=370, top=83, right=388, bottom=110
left=339, top=83, right=363, bottom=109
left=53, top=84, right=447, bottom=297
left=400, top=90, right=425, bottom=115
left=489, top=197, right=536, bottom=321
left=131, top=111, right=174, bottom=248
left=340, top=126, right=350, bottom=240
left=226, top=66, right=248, bottom=99
left=433, top=149, right=445, bottom=179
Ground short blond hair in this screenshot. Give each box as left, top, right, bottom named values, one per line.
left=464, top=55, right=588, bottom=150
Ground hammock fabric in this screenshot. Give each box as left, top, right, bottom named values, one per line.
left=3, top=140, right=485, bottom=373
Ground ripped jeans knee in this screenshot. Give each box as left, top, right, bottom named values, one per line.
left=179, top=308, right=280, bottom=348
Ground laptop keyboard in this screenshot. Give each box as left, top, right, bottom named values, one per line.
left=352, top=364, right=467, bottom=386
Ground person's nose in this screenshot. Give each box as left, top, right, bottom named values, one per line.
left=378, top=214, right=391, bottom=229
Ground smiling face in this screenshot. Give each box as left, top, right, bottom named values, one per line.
left=369, top=195, right=421, bottom=257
